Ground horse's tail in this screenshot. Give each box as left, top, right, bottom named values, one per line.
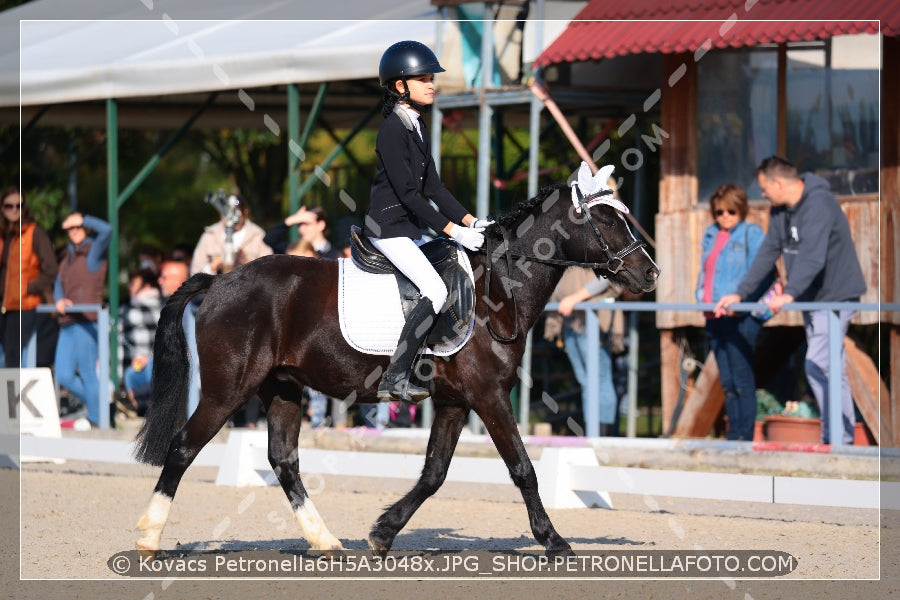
left=133, top=273, right=214, bottom=466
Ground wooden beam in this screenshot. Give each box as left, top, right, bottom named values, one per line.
left=660, top=329, right=680, bottom=434
left=659, top=53, right=697, bottom=214
left=670, top=351, right=724, bottom=438
left=844, top=337, right=890, bottom=446
left=893, top=327, right=900, bottom=448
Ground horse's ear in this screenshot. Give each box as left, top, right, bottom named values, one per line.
left=594, top=164, right=615, bottom=190
left=577, top=161, right=596, bottom=193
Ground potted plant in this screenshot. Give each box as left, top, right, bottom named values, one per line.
left=761, top=398, right=822, bottom=443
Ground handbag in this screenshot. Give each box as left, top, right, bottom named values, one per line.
left=751, top=258, right=786, bottom=322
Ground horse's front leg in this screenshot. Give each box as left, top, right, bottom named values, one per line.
left=474, top=392, right=574, bottom=557
left=368, top=403, right=469, bottom=557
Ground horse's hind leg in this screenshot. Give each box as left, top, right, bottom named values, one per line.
left=368, top=404, right=469, bottom=556
left=266, top=394, right=344, bottom=553
left=136, top=400, right=235, bottom=556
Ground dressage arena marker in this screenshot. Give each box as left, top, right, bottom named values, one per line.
left=16, top=430, right=894, bottom=511
left=211, top=431, right=888, bottom=510
left=1, top=368, right=61, bottom=466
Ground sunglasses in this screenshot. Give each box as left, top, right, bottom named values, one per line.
left=715, top=209, right=737, bottom=217
left=2, top=203, right=21, bottom=210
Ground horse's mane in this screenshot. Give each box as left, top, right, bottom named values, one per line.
left=493, top=182, right=568, bottom=232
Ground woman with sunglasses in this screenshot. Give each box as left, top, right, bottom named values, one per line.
left=695, top=183, right=765, bottom=441
left=0, top=186, right=58, bottom=368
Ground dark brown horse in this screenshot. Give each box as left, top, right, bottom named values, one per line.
left=133, top=174, right=659, bottom=558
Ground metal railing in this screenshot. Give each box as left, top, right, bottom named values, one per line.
left=20, top=300, right=897, bottom=445
left=22, top=303, right=200, bottom=431
left=23, top=304, right=111, bottom=429
left=520, top=300, right=895, bottom=447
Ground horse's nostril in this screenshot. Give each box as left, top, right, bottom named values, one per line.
left=647, top=267, right=660, bottom=280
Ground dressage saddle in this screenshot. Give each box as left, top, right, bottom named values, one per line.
left=349, top=225, right=474, bottom=346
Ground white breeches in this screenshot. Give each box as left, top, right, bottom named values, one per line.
left=368, top=236, right=446, bottom=314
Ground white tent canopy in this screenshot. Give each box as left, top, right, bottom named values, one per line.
left=2, top=0, right=443, bottom=108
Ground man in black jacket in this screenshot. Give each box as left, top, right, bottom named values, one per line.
left=715, top=156, right=866, bottom=444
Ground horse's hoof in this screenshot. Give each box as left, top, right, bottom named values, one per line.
left=136, top=546, right=158, bottom=561
left=546, top=543, right=575, bottom=558
left=367, top=535, right=391, bottom=559
left=308, top=547, right=347, bottom=560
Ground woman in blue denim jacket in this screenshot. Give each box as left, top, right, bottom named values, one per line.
left=695, top=184, right=765, bottom=441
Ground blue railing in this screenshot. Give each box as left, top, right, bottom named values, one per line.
left=529, top=301, right=895, bottom=447
left=20, top=300, right=898, bottom=445
left=23, top=304, right=111, bottom=429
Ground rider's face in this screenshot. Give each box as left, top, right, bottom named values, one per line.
left=396, top=74, right=435, bottom=107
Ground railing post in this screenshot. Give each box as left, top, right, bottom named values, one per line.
left=184, top=305, right=200, bottom=418
left=827, top=309, right=843, bottom=446
left=584, top=308, right=600, bottom=437
left=24, top=328, right=37, bottom=368
left=97, top=307, right=111, bottom=429
left=626, top=311, right=639, bottom=438
left=519, top=329, right=533, bottom=433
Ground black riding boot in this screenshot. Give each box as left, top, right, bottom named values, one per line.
left=377, top=300, right=437, bottom=404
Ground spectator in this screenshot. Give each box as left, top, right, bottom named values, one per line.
left=334, top=215, right=360, bottom=259
left=169, top=243, right=194, bottom=266
left=137, top=243, right=164, bottom=274
left=695, top=183, right=765, bottom=441
left=0, top=187, right=57, bottom=368
left=285, top=239, right=318, bottom=258
left=158, top=260, right=189, bottom=299
left=715, top=156, right=867, bottom=444
left=157, top=259, right=201, bottom=417
left=192, top=197, right=269, bottom=426
left=118, top=268, right=162, bottom=417
left=265, top=206, right=341, bottom=258
left=53, top=212, right=111, bottom=428
left=545, top=267, right=622, bottom=437
left=191, top=195, right=272, bottom=275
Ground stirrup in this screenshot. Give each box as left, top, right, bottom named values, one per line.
left=377, top=377, right=429, bottom=404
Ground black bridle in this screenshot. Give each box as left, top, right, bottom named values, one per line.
left=481, top=186, right=647, bottom=343
left=573, top=187, right=647, bottom=275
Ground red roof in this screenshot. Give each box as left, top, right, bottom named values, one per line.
left=534, top=0, right=899, bottom=67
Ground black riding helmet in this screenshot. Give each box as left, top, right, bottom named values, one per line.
left=378, top=40, right=445, bottom=88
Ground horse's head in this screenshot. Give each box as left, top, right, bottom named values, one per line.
left=559, top=163, right=660, bottom=294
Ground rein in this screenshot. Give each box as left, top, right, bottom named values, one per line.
left=483, top=229, right=520, bottom=343
left=479, top=188, right=647, bottom=343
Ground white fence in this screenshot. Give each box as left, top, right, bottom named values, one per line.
left=16, top=432, right=895, bottom=511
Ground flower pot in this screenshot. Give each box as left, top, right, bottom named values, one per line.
left=753, top=420, right=765, bottom=442
left=762, top=415, right=821, bottom=443
left=854, top=421, right=877, bottom=446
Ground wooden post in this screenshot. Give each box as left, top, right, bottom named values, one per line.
left=660, top=329, right=680, bottom=434
left=884, top=36, right=899, bottom=448
left=844, top=337, right=891, bottom=446
left=657, top=54, right=698, bottom=435
left=893, top=327, right=900, bottom=448
left=670, top=351, right=725, bottom=438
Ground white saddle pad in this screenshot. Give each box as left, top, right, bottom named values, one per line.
left=337, top=251, right=476, bottom=356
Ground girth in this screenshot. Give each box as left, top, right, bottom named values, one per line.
left=349, top=225, right=474, bottom=346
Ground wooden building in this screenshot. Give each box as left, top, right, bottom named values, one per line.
left=534, top=0, right=899, bottom=445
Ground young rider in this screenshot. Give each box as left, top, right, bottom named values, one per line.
left=365, top=40, right=492, bottom=404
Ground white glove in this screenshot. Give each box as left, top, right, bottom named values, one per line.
left=449, top=223, right=485, bottom=251
left=470, top=217, right=495, bottom=229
